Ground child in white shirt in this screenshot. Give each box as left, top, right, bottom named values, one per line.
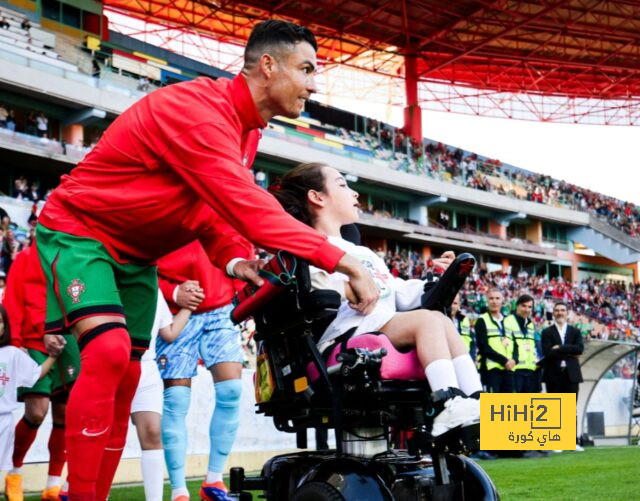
left=130, top=290, right=196, bottom=501
left=273, top=162, right=483, bottom=436
left=0, top=305, right=57, bottom=473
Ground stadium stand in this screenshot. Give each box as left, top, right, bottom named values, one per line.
left=0, top=1, right=637, bottom=489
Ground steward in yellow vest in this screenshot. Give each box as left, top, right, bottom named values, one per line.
left=450, top=294, right=475, bottom=359
left=474, top=289, right=516, bottom=393
left=506, top=294, right=540, bottom=393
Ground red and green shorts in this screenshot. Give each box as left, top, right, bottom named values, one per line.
left=36, top=223, right=158, bottom=359
left=18, top=336, right=80, bottom=403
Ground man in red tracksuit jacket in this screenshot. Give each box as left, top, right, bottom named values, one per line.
left=35, top=20, right=378, bottom=500
left=3, top=243, right=80, bottom=500
left=155, top=241, right=246, bottom=500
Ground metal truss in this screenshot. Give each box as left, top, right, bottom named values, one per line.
left=103, top=0, right=640, bottom=125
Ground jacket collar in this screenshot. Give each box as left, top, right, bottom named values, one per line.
left=230, top=74, right=266, bottom=133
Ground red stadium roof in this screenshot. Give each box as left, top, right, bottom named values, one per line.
left=103, top=0, right=640, bottom=121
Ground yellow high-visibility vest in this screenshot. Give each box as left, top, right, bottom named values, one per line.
left=504, top=314, right=537, bottom=371
left=456, top=315, right=472, bottom=352
left=480, top=312, right=513, bottom=371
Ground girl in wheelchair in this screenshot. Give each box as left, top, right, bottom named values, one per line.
left=272, top=162, right=482, bottom=437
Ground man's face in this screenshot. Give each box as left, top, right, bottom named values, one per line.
left=487, top=291, right=503, bottom=313
left=451, top=295, right=460, bottom=315
left=266, top=41, right=317, bottom=118
left=516, top=300, right=533, bottom=319
left=553, top=304, right=568, bottom=323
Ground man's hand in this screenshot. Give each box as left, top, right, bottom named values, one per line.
left=43, top=334, right=66, bottom=357
left=335, top=254, right=379, bottom=315
left=232, top=259, right=266, bottom=287
left=504, top=358, right=516, bottom=371
left=433, top=250, right=456, bottom=272
left=176, top=280, right=205, bottom=311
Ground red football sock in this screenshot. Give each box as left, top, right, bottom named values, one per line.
left=95, top=360, right=141, bottom=501
left=12, top=416, right=40, bottom=468
left=48, top=422, right=66, bottom=477
left=66, top=325, right=131, bottom=499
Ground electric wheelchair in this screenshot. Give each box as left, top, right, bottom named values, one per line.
left=228, top=248, right=498, bottom=501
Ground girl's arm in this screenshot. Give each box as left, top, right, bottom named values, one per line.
left=344, top=282, right=357, bottom=304
left=158, top=308, right=192, bottom=343
left=38, top=355, right=57, bottom=380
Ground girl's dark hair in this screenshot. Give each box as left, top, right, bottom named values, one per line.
left=270, top=162, right=327, bottom=226
left=0, top=304, right=10, bottom=347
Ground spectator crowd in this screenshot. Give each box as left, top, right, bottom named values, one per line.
left=337, top=120, right=640, bottom=239
left=0, top=104, right=50, bottom=138
left=382, top=248, right=640, bottom=344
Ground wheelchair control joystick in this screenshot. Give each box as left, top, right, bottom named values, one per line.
left=329, top=347, right=388, bottom=377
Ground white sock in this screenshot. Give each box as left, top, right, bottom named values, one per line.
left=62, top=480, right=68, bottom=491
left=9, top=467, right=21, bottom=474
left=141, top=449, right=165, bottom=501
left=46, top=475, right=62, bottom=488
left=452, top=355, right=483, bottom=396
left=172, top=486, right=190, bottom=500
left=424, top=359, right=459, bottom=392
left=205, top=471, right=223, bottom=483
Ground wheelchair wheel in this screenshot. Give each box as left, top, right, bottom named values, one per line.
left=291, top=481, right=345, bottom=501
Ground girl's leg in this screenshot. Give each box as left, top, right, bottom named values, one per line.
left=132, top=411, right=164, bottom=501
left=380, top=310, right=457, bottom=391
left=435, top=312, right=483, bottom=396
left=380, top=310, right=480, bottom=436
left=380, top=310, right=452, bottom=365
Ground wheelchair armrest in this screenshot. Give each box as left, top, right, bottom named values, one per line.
left=421, top=253, right=476, bottom=313
left=302, top=289, right=341, bottom=317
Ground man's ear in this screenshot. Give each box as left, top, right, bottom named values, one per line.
left=259, top=53, right=277, bottom=79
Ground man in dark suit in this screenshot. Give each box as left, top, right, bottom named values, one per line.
left=541, top=302, right=584, bottom=393
left=541, top=301, right=584, bottom=451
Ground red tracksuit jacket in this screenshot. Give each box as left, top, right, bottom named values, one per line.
left=39, top=75, right=344, bottom=272
left=4, top=243, right=47, bottom=352
left=157, top=240, right=242, bottom=314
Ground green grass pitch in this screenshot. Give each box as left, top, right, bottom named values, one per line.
left=25, top=446, right=639, bottom=500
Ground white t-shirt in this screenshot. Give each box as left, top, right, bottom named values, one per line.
left=36, top=116, right=48, bottom=131
left=310, top=236, right=424, bottom=347
left=0, top=346, right=41, bottom=413
left=143, top=292, right=173, bottom=362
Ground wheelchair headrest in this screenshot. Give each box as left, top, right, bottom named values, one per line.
left=230, top=250, right=341, bottom=339
left=340, top=224, right=361, bottom=245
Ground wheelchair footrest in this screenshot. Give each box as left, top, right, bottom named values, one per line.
left=229, top=467, right=266, bottom=496
left=433, top=423, right=480, bottom=454
left=408, top=423, right=480, bottom=456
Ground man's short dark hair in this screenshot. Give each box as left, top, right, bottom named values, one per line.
left=244, top=20, right=317, bottom=67
left=516, top=294, right=534, bottom=307
left=553, top=301, right=568, bottom=310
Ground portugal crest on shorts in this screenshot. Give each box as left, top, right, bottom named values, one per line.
left=67, top=279, right=86, bottom=304
left=67, top=365, right=76, bottom=378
